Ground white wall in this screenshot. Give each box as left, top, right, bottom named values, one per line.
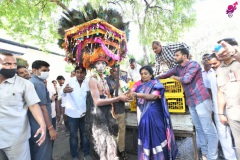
left=21, top=48, right=70, bottom=82
left=0, top=41, right=70, bottom=82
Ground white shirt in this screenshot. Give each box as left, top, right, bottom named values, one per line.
left=208, top=70, right=218, bottom=113
left=202, top=68, right=218, bottom=113
left=127, top=64, right=142, bottom=82
left=0, top=75, right=40, bottom=148
left=47, top=84, right=56, bottom=118
left=60, top=77, right=89, bottom=118
left=202, top=68, right=214, bottom=88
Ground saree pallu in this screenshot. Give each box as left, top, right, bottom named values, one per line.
left=135, top=79, right=178, bottom=160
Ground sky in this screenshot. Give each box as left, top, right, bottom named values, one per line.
left=181, top=0, right=240, bottom=60
left=183, top=0, right=240, bottom=42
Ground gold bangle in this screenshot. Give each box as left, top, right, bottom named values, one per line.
left=48, top=125, right=53, bottom=130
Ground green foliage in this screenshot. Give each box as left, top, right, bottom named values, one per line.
left=16, top=57, right=29, bottom=68
left=127, top=53, right=134, bottom=59
left=0, top=0, right=70, bottom=45
left=0, top=0, right=196, bottom=52
left=65, top=63, right=74, bottom=73
left=126, top=0, right=197, bottom=46
left=149, top=53, right=155, bottom=65
left=104, top=0, right=197, bottom=66
left=137, top=58, right=145, bottom=66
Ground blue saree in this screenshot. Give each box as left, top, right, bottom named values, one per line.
left=134, top=79, right=178, bottom=160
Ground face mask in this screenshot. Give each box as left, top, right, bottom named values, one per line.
left=0, top=68, right=16, bottom=79
left=38, top=71, right=49, bottom=80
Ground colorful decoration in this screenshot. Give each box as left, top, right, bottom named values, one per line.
left=57, top=4, right=129, bottom=69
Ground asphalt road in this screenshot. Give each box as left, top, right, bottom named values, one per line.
left=52, top=125, right=196, bottom=160
left=0, top=126, right=196, bottom=160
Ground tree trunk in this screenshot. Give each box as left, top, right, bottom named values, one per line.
left=142, top=45, right=149, bottom=65
left=49, top=0, right=70, bottom=12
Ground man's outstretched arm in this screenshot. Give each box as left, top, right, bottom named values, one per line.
left=29, top=103, right=46, bottom=146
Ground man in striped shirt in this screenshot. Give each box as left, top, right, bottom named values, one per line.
left=156, top=48, right=218, bottom=160
left=152, top=41, right=189, bottom=75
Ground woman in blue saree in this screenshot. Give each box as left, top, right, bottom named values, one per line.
left=129, top=65, right=178, bottom=160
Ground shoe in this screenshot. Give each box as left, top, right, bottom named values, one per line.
left=119, top=151, right=129, bottom=160
left=84, top=155, right=93, bottom=160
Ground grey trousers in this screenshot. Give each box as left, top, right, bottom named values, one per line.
left=228, top=119, right=240, bottom=159
left=1, top=141, right=30, bottom=160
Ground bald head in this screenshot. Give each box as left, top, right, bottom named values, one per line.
left=0, top=52, right=17, bottom=69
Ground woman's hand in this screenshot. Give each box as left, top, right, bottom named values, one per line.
left=126, top=91, right=137, bottom=101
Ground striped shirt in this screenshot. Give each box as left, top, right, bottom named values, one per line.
left=158, top=61, right=211, bottom=107
left=155, top=42, right=189, bottom=75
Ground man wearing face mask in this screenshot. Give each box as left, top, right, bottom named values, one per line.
left=0, top=52, right=46, bottom=160
left=29, top=60, right=58, bottom=160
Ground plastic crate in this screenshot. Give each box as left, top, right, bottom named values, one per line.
left=128, top=82, right=137, bottom=111
left=128, top=81, right=186, bottom=113
left=160, top=78, right=184, bottom=94
left=129, top=99, right=137, bottom=112
left=165, top=94, right=186, bottom=113
left=128, top=81, right=135, bottom=89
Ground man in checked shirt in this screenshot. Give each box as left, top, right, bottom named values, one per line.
left=152, top=41, right=189, bottom=75
left=156, top=48, right=218, bottom=160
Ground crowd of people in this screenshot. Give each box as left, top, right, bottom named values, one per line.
left=155, top=38, right=240, bottom=160
left=0, top=37, right=240, bottom=160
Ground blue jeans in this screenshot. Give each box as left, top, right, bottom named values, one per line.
left=189, top=99, right=218, bottom=160
left=68, top=116, right=90, bottom=158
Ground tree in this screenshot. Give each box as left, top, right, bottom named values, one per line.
left=16, top=57, right=29, bottom=68
left=0, top=0, right=196, bottom=63
left=0, top=0, right=71, bottom=46
left=105, top=0, right=197, bottom=64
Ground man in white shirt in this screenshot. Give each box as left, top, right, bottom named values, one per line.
left=207, top=53, right=237, bottom=160
left=201, top=53, right=213, bottom=95
left=127, top=58, right=141, bottom=82
left=60, top=67, right=92, bottom=160
left=56, top=75, right=68, bottom=133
